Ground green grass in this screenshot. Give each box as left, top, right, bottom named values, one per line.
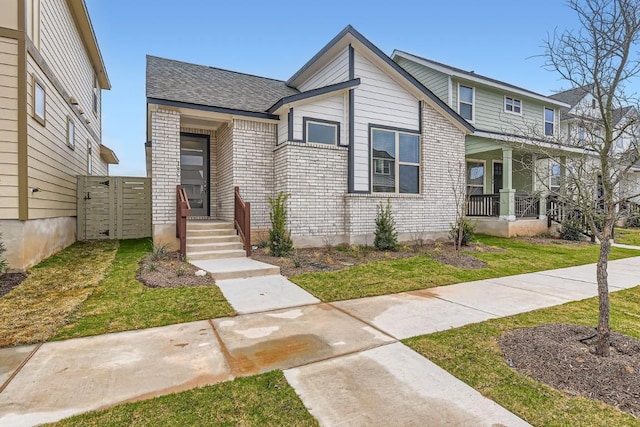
left=291, top=235, right=640, bottom=301
left=54, top=239, right=235, bottom=340
left=0, top=240, right=119, bottom=346
left=615, top=227, right=640, bottom=246
left=50, top=370, right=318, bottom=427
left=404, top=285, right=640, bottom=426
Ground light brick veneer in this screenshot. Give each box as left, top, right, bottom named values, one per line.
left=151, top=109, right=180, bottom=225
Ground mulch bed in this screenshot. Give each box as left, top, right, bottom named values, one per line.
left=0, top=272, right=28, bottom=297
left=136, top=252, right=216, bottom=288
left=251, top=241, right=492, bottom=277
left=500, top=323, right=640, bottom=417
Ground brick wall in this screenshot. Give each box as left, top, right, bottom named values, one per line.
left=216, top=122, right=234, bottom=221
left=233, top=119, right=277, bottom=229
left=274, top=142, right=348, bottom=237
left=151, top=109, right=180, bottom=225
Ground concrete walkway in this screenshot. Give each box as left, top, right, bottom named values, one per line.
left=1, top=257, right=639, bottom=426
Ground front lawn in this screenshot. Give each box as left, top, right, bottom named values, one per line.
left=291, top=235, right=639, bottom=302
left=404, top=285, right=640, bottom=426
left=615, top=227, right=640, bottom=246
left=50, top=370, right=317, bottom=427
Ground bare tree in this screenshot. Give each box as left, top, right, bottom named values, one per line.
left=542, top=0, right=640, bottom=356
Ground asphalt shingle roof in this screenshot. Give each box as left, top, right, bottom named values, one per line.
left=146, top=55, right=299, bottom=113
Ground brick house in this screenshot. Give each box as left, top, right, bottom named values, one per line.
left=145, top=26, right=474, bottom=252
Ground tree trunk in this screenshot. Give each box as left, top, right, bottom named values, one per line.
left=595, top=226, right=612, bottom=357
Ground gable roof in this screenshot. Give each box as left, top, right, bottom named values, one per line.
left=146, top=56, right=299, bottom=114
left=393, top=50, right=570, bottom=108
left=287, top=25, right=474, bottom=133
left=548, top=84, right=595, bottom=107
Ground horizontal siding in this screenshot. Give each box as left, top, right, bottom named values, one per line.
left=298, top=46, right=349, bottom=92
left=293, top=94, right=345, bottom=144
left=0, top=37, right=18, bottom=219
left=395, top=57, right=449, bottom=103
left=39, top=0, right=101, bottom=139
left=27, top=57, right=105, bottom=219
left=353, top=50, right=419, bottom=192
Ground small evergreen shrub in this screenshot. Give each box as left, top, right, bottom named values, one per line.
left=449, top=218, right=475, bottom=248
left=626, top=212, right=640, bottom=228
left=559, top=218, right=585, bottom=241
left=374, top=200, right=399, bottom=251
left=268, top=192, right=293, bottom=257
left=0, top=233, right=7, bottom=273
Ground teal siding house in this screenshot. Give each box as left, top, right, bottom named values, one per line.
left=393, top=50, right=573, bottom=236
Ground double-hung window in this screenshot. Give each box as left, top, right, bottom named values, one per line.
left=459, top=85, right=474, bottom=121
left=505, top=96, right=521, bottom=114
left=550, top=161, right=561, bottom=193
left=466, top=161, right=485, bottom=195
left=304, top=119, right=339, bottom=145
left=544, top=108, right=555, bottom=136
left=67, top=116, right=75, bottom=149
left=372, top=128, right=420, bottom=194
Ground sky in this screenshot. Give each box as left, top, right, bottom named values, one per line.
left=84, top=0, right=605, bottom=177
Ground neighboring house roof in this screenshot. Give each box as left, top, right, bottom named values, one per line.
left=549, top=84, right=595, bottom=120
left=69, top=0, right=110, bottom=89
left=392, top=50, right=570, bottom=108
left=286, top=25, right=474, bottom=133
left=146, top=55, right=299, bottom=115
left=372, top=149, right=394, bottom=160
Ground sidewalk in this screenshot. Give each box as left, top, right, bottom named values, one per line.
left=1, top=257, right=639, bottom=426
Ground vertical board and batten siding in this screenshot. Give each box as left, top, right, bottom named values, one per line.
left=77, top=176, right=151, bottom=240
left=0, top=0, right=19, bottom=30
left=298, top=46, right=349, bottom=92
left=0, top=37, right=19, bottom=219
left=26, top=0, right=42, bottom=48
left=395, top=57, right=449, bottom=103
left=278, top=114, right=288, bottom=144
left=292, top=94, right=346, bottom=143
left=39, top=0, right=101, bottom=138
left=352, top=50, right=419, bottom=192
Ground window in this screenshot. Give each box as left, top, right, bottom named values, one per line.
left=67, top=116, right=75, bottom=149
left=372, top=128, right=420, bottom=194
left=33, top=76, right=46, bottom=125
left=87, top=140, right=93, bottom=175
left=459, top=85, right=474, bottom=121
left=544, top=108, right=555, bottom=136
left=466, top=161, right=485, bottom=195
left=304, top=119, right=339, bottom=145
left=550, top=161, right=561, bottom=193
left=505, top=96, right=521, bottom=114
left=92, top=75, right=99, bottom=114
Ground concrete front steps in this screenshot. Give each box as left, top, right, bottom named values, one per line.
left=186, top=219, right=280, bottom=280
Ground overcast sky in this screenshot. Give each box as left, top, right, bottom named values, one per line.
left=85, top=0, right=634, bottom=177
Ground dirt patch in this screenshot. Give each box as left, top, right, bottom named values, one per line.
left=251, top=241, right=491, bottom=277
left=0, top=272, right=28, bottom=297
left=137, top=252, right=215, bottom=288
left=517, top=236, right=590, bottom=246
left=500, top=323, right=640, bottom=417
left=431, top=252, right=487, bottom=269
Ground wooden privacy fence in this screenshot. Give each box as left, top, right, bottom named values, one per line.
left=77, top=176, right=151, bottom=240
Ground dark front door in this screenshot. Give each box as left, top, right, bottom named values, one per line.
left=493, top=162, right=503, bottom=194
left=180, top=133, right=209, bottom=217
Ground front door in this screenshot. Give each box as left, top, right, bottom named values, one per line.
left=493, top=161, right=503, bottom=194
left=180, top=133, right=209, bottom=217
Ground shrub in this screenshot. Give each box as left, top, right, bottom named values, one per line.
left=268, top=192, right=293, bottom=257
left=374, top=200, right=399, bottom=251
left=0, top=233, right=7, bottom=273
left=559, top=218, right=585, bottom=241
left=150, top=242, right=170, bottom=261
left=449, top=218, right=475, bottom=249
left=626, top=212, right=640, bottom=228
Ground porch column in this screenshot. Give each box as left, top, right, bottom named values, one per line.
left=539, top=195, right=547, bottom=220
left=499, top=147, right=516, bottom=220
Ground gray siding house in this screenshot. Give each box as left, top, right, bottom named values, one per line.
left=146, top=26, right=474, bottom=251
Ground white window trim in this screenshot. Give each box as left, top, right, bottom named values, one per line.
left=374, top=159, right=391, bottom=175
left=67, top=116, right=75, bottom=149
left=544, top=107, right=556, bottom=137
left=504, top=96, right=522, bottom=116
left=33, top=75, right=46, bottom=126
left=304, top=118, right=339, bottom=145
left=549, top=159, right=562, bottom=193
left=371, top=128, right=421, bottom=194
left=458, top=84, right=475, bottom=123
left=466, top=158, right=486, bottom=194
left=93, top=75, right=99, bottom=115
left=87, top=140, right=93, bottom=175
